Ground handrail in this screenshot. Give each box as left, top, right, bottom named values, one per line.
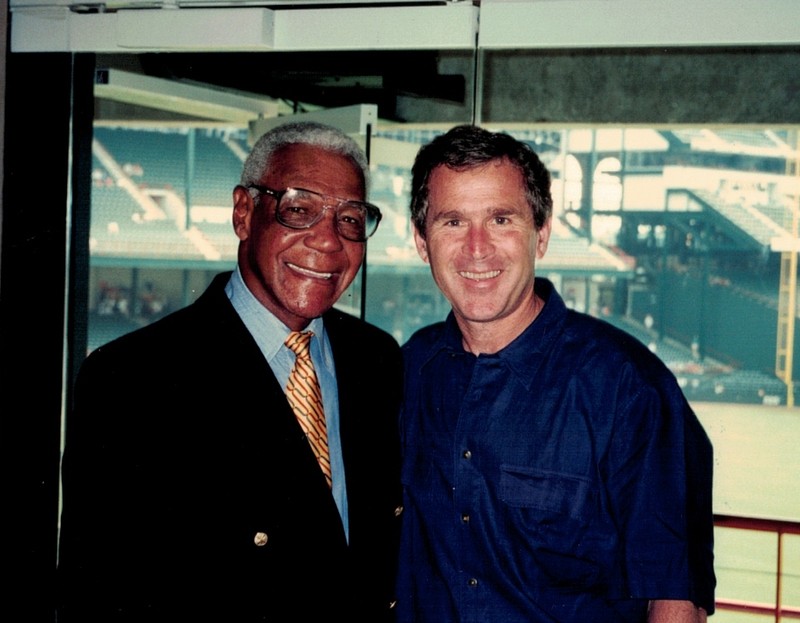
left=714, top=514, right=800, bottom=621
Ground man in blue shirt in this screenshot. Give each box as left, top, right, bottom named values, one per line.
left=396, top=125, right=715, bottom=622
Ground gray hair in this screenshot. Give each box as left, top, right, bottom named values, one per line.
left=240, top=120, right=370, bottom=190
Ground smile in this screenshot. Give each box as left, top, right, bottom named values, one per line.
left=287, top=262, right=334, bottom=280
left=459, top=270, right=501, bottom=281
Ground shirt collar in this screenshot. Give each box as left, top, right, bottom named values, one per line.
left=225, top=266, right=326, bottom=363
left=434, top=277, right=567, bottom=391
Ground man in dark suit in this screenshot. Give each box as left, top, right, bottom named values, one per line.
left=57, top=121, right=404, bottom=621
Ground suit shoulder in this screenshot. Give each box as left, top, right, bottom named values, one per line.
left=84, top=275, right=235, bottom=363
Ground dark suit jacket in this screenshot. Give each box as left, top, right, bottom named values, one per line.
left=57, top=272, right=403, bottom=622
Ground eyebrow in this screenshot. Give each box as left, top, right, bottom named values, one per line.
left=431, top=205, right=527, bottom=221
left=430, top=209, right=465, bottom=222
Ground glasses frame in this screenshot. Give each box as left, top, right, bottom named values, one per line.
left=247, top=184, right=382, bottom=242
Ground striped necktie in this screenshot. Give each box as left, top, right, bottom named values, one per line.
left=285, top=331, right=332, bottom=488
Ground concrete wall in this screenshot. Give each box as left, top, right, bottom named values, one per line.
left=393, top=47, right=800, bottom=125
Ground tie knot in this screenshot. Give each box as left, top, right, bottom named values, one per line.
left=285, top=331, right=314, bottom=356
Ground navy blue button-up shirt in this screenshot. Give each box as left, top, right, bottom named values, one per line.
left=396, top=278, right=715, bottom=622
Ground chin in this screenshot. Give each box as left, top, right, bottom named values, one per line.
left=455, top=307, right=504, bottom=323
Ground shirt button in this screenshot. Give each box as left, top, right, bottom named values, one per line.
left=461, top=513, right=470, bottom=523
left=253, top=532, right=269, bottom=547
left=462, top=449, right=472, bottom=459
left=394, top=505, right=404, bottom=517
left=468, top=578, right=478, bottom=587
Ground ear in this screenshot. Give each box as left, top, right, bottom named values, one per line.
left=535, top=217, right=552, bottom=259
left=232, top=185, right=253, bottom=242
left=413, top=223, right=430, bottom=264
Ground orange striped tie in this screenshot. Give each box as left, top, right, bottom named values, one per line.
left=285, top=331, right=332, bottom=488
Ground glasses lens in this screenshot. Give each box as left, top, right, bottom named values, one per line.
left=277, top=189, right=320, bottom=228
left=275, top=188, right=379, bottom=241
left=336, top=202, right=370, bottom=241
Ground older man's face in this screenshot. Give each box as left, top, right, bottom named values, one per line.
left=233, top=143, right=366, bottom=330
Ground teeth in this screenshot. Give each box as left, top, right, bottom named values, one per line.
left=460, top=270, right=500, bottom=280
left=288, top=262, right=333, bottom=280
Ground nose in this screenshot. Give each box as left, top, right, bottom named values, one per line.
left=465, top=223, right=493, bottom=259
left=306, top=207, right=344, bottom=251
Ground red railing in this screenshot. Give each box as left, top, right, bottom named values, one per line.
left=714, top=514, right=800, bottom=621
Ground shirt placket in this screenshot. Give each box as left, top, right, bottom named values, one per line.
left=453, top=356, right=494, bottom=622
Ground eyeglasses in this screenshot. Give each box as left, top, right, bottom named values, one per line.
left=247, top=185, right=382, bottom=242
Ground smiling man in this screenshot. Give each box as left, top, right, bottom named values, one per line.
left=396, top=125, right=716, bottom=622
left=57, top=122, right=403, bottom=622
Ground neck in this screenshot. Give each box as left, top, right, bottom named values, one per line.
left=459, top=294, right=543, bottom=356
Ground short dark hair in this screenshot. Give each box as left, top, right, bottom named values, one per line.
left=410, top=124, right=553, bottom=237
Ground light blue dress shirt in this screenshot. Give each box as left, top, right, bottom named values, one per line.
left=225, top=267, right=349, bottom=540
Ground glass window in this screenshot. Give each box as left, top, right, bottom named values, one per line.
left=88, top=51, right=474, bottom=350
left=77, top=33, right=800, bottom=623
left=89, top=100, right=800, bottom=410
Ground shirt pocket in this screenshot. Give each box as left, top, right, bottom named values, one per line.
left=498, top=464, right=607, bottom=589
left=499, top=464, right=595, bottom=521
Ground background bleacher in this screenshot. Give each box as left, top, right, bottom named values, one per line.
left=88, top=124, right=800, bottom=405
left=91, top=126, right=242, bottom=263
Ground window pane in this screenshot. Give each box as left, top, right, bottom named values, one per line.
left=88, top=51, right=474, bottom=351
left=80, top=42, right=800, bottom=621
left=90, top=116, right=800, bottom=412
left=367, top=124, right=800, bottom=411
left=88, top=124, right=241, bottom=351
